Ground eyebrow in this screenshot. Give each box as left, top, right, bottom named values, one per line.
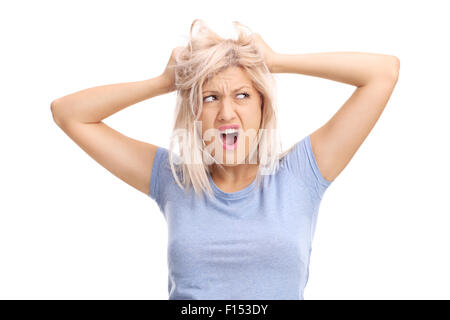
left=202, top=86, right=252, bottom=94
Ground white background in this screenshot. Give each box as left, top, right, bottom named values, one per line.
left=1, top=0, right=449, bottom=299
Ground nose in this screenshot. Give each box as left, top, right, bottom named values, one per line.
left=217, top=98, right=237, bottom=122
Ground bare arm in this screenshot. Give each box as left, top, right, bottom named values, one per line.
left=272, top=51, right=400, bottom=182
left=51, top=75, right=172, bottom=125
left=272, top=51, right=399, bottom=87
left=50, top=48, right=178, bottom=196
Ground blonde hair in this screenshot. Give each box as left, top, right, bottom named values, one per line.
left=167, top=19, right=290, bottom=200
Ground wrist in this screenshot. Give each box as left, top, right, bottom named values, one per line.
left=156, top=74, right=175, bottom=94
left=269, top=53, right=284, bottom=74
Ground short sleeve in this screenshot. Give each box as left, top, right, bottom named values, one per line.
left=283, top=134, right=333, bottom=200
left=148, top=146, right=170, bottom=211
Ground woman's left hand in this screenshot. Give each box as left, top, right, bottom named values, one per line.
left=251, top=33, right=279, bottom=73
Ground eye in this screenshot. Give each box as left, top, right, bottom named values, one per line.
left=203, top=95, right=216, bottom=103
left=202, top=93, right=250, bottom=103
left=237, top=92, right=250, bottom=99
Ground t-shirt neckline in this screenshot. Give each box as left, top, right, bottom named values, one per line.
left=208, top=173, right=258, bottom=200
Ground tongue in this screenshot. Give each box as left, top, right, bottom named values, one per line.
left=225, top=134, right=235, bottom=145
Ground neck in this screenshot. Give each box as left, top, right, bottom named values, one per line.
left=210, top=163, right=259, bottom=185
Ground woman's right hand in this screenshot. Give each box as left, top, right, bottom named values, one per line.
left=160, top=47, right=183, bottom=93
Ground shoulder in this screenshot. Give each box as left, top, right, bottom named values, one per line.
left=149, top=146, right=183, bottom=201
left=277, top=134, right=333, bottom=199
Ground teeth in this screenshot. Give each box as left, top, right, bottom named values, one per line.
left=220, top=128, right=239, bottom=135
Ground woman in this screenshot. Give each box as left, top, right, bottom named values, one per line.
left=51, top=19, right=399, bottom=299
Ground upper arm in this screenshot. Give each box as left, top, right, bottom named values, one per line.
left=53, top=115, right=158, bottom=196
left=310, top=59, right=400, bottom=182
left=282, top=135, right=333, bottom=201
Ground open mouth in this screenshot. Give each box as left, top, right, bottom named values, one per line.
left=221, top=133, right=238, bottom=145
left=219, top=129, right=239, bottom=150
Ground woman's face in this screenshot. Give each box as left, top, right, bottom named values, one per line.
left=199, top=66, right=262, bottom=165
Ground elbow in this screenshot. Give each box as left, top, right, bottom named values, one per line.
left=50, top=99, right=66, bottom=127
left=388, top=56, right=400, bottom=83
left=369, top=55, right=400, bottom=85
left=50, top=99, right=59, bottom=114
left=50, top=99, right=58, bottom=121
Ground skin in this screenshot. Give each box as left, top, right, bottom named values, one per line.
left=250, top=33, right=400, bottom=184
left=200, top=66, right=262, bottom=192
left=51, top=35, right=399, bottom=197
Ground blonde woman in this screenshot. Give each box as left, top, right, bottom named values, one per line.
left=51, top=19, right=399, bottom=300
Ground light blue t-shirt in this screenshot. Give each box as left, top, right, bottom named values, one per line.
left=148, top=134, right=333, bottom=300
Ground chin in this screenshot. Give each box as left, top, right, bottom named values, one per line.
left=221, top=163, right=240, bottom=167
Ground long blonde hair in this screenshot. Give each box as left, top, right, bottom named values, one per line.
left=167, top=19, right=290, bottom=200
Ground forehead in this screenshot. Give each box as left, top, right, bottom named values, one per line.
left=203, top=66, right=253, bottom=92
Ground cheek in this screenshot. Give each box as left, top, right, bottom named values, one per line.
left=199, top=107, right=215, bottom=121
left=250, top=102, right=262, bottom=126
left=198, top=114, right=214, bottom=142
left=198, top=112, right=209, bottom=128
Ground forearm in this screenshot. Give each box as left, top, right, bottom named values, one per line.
left=272, top=52, right=399, bottom=87
left=51, top=75, right=172, bottom=124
